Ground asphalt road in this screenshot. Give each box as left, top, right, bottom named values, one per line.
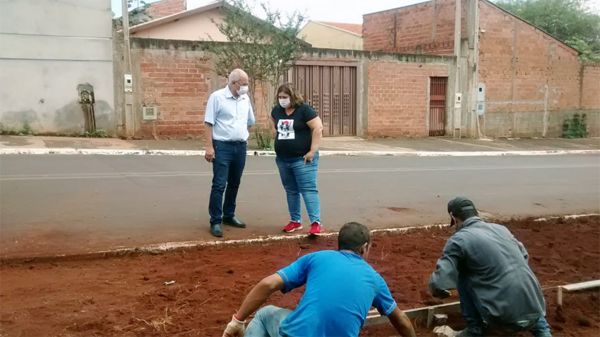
left=1, top=154, right=598, bottom=257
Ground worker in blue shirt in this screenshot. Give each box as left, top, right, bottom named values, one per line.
left=204, top=68, right=255, bottom=237
left=222, top=222, right=416, bottom=337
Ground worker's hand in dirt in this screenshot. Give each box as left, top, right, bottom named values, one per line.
left=205, top=147, right=215, bottom=162
left=222, top=315, right=245, bottom=337
left=432, top=288, right=453, bottom=299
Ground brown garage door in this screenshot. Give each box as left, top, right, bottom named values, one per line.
left=285, top=65, right=357, bottom=136
left=429, top=77, right=447, bottom=136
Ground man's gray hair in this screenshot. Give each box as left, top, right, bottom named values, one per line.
left=228, top=68, right=248, bottom=84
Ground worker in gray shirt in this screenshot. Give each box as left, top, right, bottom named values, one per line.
left=204, top=68, right=255, bottom=237
left=429, top=197, right=552, bottom=337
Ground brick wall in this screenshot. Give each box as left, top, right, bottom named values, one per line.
left=479, top=1, right=581, bottom=113
left=363, top=0, right=465, bottom=55
left=581, top=64, right=600, bottom=109
left=135, top=48, right=212, bottom=138
left=129, top=39, right=275, bottom=139
left=123, top=38, right=453, bottom=139
left=478, top=1, right=585, bottom=137
left=367, top=61, right=449, bottom=137
left=147, top=0, right=186, bottom=19
left=363, top=0, right=598, bottom=137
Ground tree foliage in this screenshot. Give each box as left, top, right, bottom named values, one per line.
left=205, top=0, right=307, bottom=86
left=113, top=0, right=152, bottom=28
left=495, top=0, right=600, bottom=62
left=128, top=0, right=152, bottom=25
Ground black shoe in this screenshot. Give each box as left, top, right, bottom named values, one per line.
left=210, top=223, right=223, bottom=237
left=223, top=216, right=246, bottom=228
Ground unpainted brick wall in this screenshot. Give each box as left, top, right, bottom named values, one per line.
left=135, top=49, right=212, bottom=138
left=479, top=1, right=581, bottom=114
left=131, top=40, right=273, bottom=139
left=367, top=61, right=449, bottom=137
left=147, top=0, right=186, bottom=19
left=363, top=0, right=597, bottom=137
left=581, top=64, right=600, bottom=110
left=363, top=0, right=466, bottom=55
left=478, top=1, right=585, bottom=137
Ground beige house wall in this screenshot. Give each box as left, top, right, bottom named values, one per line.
left=131, top=8, right=227, bottom=41
left=298, top=22, right=363, bottom=50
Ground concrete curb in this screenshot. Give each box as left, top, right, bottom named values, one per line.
left=0, top=223, right=449, bottom=264
left=2, top=214, right=597, bottom=264
left=1, top=147, right=599, bottom=157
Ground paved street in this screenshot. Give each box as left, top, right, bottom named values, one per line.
left=1, top=153, right=598, bottom=258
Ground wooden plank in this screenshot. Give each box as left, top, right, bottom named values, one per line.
left=561, top=279, right=600, bottom=292
left=365, top=301, right=460, bottom=327
left=557, top=279, right=600, bottom=306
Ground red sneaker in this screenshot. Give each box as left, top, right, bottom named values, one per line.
left=308, top=222, right=322, bottom=236
left=282, top=221, right=302, bottom=233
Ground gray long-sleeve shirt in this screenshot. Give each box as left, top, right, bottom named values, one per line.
left=429, top=217, right=546, bottom=324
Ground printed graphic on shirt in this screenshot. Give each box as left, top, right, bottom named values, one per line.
left=277, top=119, right=295, bottom=140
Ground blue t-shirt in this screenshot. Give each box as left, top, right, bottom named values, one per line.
left=276, top=250, right=397, bottom=337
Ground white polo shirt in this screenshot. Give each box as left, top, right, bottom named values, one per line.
left=204, top=86, right=256, bottom=142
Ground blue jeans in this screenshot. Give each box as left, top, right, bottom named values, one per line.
left=209, top=140, right=246, bottom=225
left=245, top=305, right=291, bottom=337
left=275, top=152, right=321, bottom=224
left=458, top=278, right=552, bottom=337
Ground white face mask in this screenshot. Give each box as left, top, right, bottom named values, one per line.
left=279, top=98, right=291, bottom=108
left=237, top=85, right=249, bottom=96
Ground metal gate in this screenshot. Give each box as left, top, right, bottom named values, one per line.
left=429, top=77, right=447, bottom=136
left=285, top=64, right=357, bottom=136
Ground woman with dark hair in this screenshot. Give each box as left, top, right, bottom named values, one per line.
left=271, top=83, right=324, bottom=235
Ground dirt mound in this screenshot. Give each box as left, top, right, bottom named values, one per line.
left=1, top=216, right=598, bottom=336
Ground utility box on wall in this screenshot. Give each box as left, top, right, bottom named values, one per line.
left=124, top=74, right=133, bottom=93
left=142, top=106, right=158, bottom=120
left=476, top=83, right=486, bottom=115
left=454, top=93, right=462, bottom=109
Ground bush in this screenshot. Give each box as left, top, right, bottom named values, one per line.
left=254, top=127, right=274, bottom=150
left=83, top=129, right=109, bottom=138
left=562, top=113, right=588, bottom=138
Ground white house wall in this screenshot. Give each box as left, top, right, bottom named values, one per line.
left=0, top=0, right=115, bottom=134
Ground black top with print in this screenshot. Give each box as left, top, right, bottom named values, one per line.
left=271, top=103, right=318, bottom=158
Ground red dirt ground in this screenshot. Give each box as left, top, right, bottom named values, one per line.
left=0, top=216, right=598, bottom=337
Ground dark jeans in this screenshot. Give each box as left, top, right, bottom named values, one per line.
left=209, top=140, right=247, bottom=225
left=458, top=278, right=552, bottom=337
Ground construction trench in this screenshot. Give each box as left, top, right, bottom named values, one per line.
left=0, top=215, right=598, bottom=336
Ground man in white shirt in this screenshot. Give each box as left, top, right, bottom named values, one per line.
left=204, top=68, right=255, bottom=237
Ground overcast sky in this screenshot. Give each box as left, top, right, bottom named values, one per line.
left=112, top=0, right=600, bottom=22
left=113, top=0, right=428, bottom=23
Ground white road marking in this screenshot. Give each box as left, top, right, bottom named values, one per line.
left=1, top=148, right=599, bottom=157
left=1, top=164, right=597, bottom=181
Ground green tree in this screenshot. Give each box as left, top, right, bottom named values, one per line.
left=495, top=0, right=600, bottom=62
left=113, top=0, right=152, bottom=27
left=204, top=0, right=307, bottom=97
left=204, top=0, right=306, bottom=150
